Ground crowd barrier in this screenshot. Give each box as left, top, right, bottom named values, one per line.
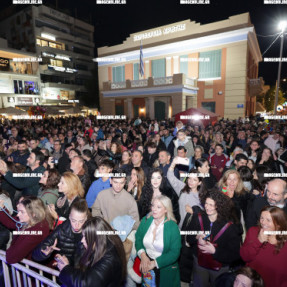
left=0, top=250, right=60, bottom=287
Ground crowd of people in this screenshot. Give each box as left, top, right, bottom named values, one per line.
left=0, top=115, right=286, bottom=286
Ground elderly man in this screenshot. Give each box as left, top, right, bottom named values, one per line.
left=246, top=178, right=287, bottom=230
left=70, top=156, right=91, bottom=195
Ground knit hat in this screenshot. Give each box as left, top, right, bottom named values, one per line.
left=110, top=215, right=135, bottom=242
left=128, top=256, right=142, bottom=283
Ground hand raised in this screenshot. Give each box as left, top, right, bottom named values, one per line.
left=41, top=239, right=60, bottom=256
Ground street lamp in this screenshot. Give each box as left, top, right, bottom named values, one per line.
left=274, top=21, right=287, bottom=114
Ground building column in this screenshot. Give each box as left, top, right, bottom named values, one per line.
left=144, top=60, right=150, bottom=79
left=109, top=98, right=115, bottom=115
left=127, top=98, right=133, bottom=119
left=149, top=96, right=155, bottom=119
left=173, top=56, right=179, bottom=74
left=166, top=97, right=170, bottom=118
left=166, top=57, right=172, bottom=76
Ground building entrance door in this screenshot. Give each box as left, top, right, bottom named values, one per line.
left=154, top=101, right=165, bottom=120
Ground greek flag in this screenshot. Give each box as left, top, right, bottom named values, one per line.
left=139, top=40, right=144, bottom=77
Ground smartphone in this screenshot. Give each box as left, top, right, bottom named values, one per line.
left=177, top=157, right=190, bottom=166
left=203, top=234, right=210, bottom=241
left=54, top=257, right=64, bottom=264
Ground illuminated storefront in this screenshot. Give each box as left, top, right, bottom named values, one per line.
left=0, top=40, right=41, bottom=108
left=97, top=13, right=263, bottom=119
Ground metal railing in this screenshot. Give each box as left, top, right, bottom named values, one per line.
left=0, top=250, right=60, bottom=287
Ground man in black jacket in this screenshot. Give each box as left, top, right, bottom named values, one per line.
left=32, top=199, right=89, bottom=266
left=122, top=150, right=150, bottom=177
left=57, top=144, right=72, bottom=174
left=246, top=178, right=287, bottom=230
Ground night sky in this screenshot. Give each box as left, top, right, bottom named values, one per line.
left=2, top=0, right=287, bottom=85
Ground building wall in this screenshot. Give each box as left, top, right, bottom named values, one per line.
left=224, top=41, right=248, bottom=119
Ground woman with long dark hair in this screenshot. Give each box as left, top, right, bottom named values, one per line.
left=57, top=217, right=126, bottom=287
left=256, top=147, right=277, bottom=171
left=167, top=157, right=208, bottom=229
left=241, top=206, right=287, bottom=287
left=138, top=168, right=180, bottom=223
left=252, top=165, right=271, bottom=197
left=246, top=140, right=261, bottom=163
left=186, top=191, right=241, bottom=286
left=106, top=142, right=122, bottom=166
left=194, top=158, right=217, bottom=189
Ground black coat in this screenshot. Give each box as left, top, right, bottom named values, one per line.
left=122, top=162, right=150, bottom=178
left=138, top=185, right=180, bottom=224
left=58, top=153, right=71, bottom=175
left=186, top=212, right=241, bottom=266
left=59, top=243, right=123, bottom=287
left=143, top=150, right=159, bottom=168
left=179, top=206, right=202, bottom=283
left=32, top=219, right=84, bottom=266
left=56, top=196, right=81, bottom=220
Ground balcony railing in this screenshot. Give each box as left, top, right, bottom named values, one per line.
left=154, top=77, right=173, bottom=86
left=103, top=74, right=198, bottom=91
left=111, top=82, right=126, bottom=89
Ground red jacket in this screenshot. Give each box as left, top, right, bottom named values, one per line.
left=0, top=208, right=50, bottom=264
left=240, top=226, right=287, bottom=287
left=208, top=153, right=229, bottom=181
left=84, top=128, right=93, bottom=138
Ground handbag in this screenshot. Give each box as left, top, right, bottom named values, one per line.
left=197, top=213, right=232, bottom=271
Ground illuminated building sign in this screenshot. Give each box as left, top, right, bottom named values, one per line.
left=41, top=33, right=56, bottom=41
left=17, top=97, right=33, bottom=105
left=42, top=52, right=56, bottom=58
left=0, top=57, right=10, bottom=71
left=55, top=55, right=71, bottom=61
left=48, top=65, right=77, bottom=73
left=133, top=24, right=186, bottom=41
left=42, top=52, right=71, bottom=61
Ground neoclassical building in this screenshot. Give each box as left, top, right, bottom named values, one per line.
left=97, top=13, right=263, bottom=120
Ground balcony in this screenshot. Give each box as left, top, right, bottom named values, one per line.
left=103, top=74, right=198, bottom=91
left=42, top=81, right=85, bottom=91
left=102, top=73, right=198, bottom=99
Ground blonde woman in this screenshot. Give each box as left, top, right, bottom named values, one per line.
left=218, top=170, right=251, bottom=233
left=135, top=195, right=181, bottom=287
left=0, top=196, right=51, bottom=264
left=48, top=172, right=84, bottom=224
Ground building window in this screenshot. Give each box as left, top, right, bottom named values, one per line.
left=14, top=80, right=23, bottom=94
left=201, top=102, right=215, bottom=113
left=199, top=50, right=221, bottom=80
left=13, top=80, right=18, bottom=94
left=73, top=46, right=90, bottom=56
left=36, top=37, right=64, bottom=50
left=180, top=55, right=188, bottom=75
left=50, top=59, right=63, bottom=67
left=133, top=63, right=139, bottom=80
left=152, top=59, right=166, bottom=78
left=24, top=81, right=39, bottom=95
left=112, top=66, right=125, bottom=82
